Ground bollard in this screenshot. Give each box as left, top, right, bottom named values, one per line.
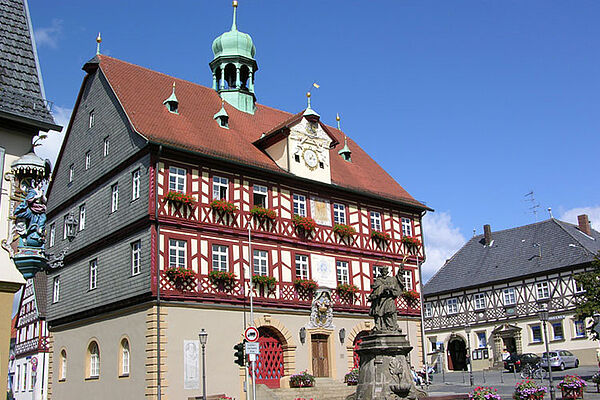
left=482, top=369, right=486, bottom=383
left=512, top=366, right=517, bottom=382
left=462, top=370, right=466, bottom=384
left=500, top=369, right=504, bottom=384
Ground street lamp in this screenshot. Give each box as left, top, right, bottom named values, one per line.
left=538, top=305, right=556, bottom=400
left=465, top=325, right=474, bottom=387
left=199, top=329, right=208, bottom=400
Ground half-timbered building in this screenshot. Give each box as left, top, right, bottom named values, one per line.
left=423, top=216, right=599, bottom=372
left=43, top=3, right=430, bottom=399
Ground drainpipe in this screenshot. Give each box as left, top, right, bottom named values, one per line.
left=155, top=145, right=163, bottom=400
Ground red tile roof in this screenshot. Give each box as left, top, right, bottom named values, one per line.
left=95, top=55, right=426, bottom=208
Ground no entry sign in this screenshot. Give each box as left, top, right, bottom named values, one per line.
left=244, top=326, right=259, bottom=342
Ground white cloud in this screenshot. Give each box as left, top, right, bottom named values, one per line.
left=35, top=105, right=72, bottom=167
left=559, top=206, right=600, bottom=230
left=421, top=212, right=466, bottom=283
left=34, top=19, right=63, bottom=49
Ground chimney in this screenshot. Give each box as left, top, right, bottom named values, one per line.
left=577, top=214, right=591, bottom=236
left=483, top=224, right=492, bottom=245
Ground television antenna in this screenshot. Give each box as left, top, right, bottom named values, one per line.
left=524, top=191, right=540, bottom=221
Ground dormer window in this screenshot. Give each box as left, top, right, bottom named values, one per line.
left=217, top=115, right=229, bottom=128
left=338, top=136, right=352, bottom=162
left=163, top=82, right=179, bottom=114
left=213, top=101, right=229, bottom=129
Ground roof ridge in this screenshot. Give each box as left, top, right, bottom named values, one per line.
left=552, top=218, right=597, bottom=256
left=469, top=218, right=555, bottom=239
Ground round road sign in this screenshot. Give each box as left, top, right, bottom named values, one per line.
left=244, top=326, right=259, bottom=342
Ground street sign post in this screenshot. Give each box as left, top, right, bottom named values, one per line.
left=244, top=326, right=259, bottom=342
left=245, top=342, right=259, bottom=355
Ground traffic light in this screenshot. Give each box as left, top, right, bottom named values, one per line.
left=234, top=342, right=245, bottom=366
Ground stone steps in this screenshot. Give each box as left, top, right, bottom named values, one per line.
left=266, top=378, right=356, bottom=400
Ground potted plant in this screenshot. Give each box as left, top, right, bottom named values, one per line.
left=469, top=386, right=501, bottom=400
left=513, top=380, right=547, bottom=400
left=337, top=283, right=360, bottom=298
left=250, top=206, right=277, bottom=221
left=344, top=368, right=359, bottom=386
left=165, top=267, right=195, bottom=288
left=370, top=230, right=390, bottom=245
left=293, top=215, right=317, bottom=237
left=252, top=275, right=277, bottom=289
left=294, top=278, right=318, bottom=292
left=557, top=375, right=587, bottom=399
left=208, top=270, right=237, bottom=286
left=401, top=289, right=420, bottom=303
left=401, top=236, right=421, bottom=247
left=165, top=191, right=195, bottom=205
left=591, top=372, right=600, bottom=393
left=333, top=223, right=356, bottom=240
left=289, top=370, right=315, bottom=388
left=210, top=199, right=238, bottom=215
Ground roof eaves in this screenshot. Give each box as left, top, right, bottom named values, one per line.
left=0, top=109, right=61, bottom=132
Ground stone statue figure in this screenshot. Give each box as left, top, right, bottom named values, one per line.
left=14, top=179, right=47, bottom=247
left=369, top=266, right=404, bottom=332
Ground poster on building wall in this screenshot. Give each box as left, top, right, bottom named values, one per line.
left=310, top=197, right=332, bottom=226
left=183, top=340, right=200, bottom=389
left=311, top=254, right=336, bottom=288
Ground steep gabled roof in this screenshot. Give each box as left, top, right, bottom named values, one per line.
left=0, top=0, right=58, bottom=130
left=87, top=55, right=426, bottom=209
left=424, top=218, right=600, bottom=296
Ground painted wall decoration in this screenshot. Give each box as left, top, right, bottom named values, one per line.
left=310, top=254, right=336, bottom=288
left=310, top=197, right=331, bottom=227
left=183, top=340, right=200, bottom=390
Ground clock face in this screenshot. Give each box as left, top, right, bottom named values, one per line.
left=302, top=148, right=318, bottom=169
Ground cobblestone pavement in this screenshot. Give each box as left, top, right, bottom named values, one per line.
left=424, top=365, right=600, bottom=399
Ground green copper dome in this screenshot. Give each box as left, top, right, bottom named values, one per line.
left=212, top=3, right=256, bottom=59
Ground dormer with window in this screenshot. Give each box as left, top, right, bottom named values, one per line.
left=213, top=102, right=229, bottom=129
left=163, top=82, right=179, bottom=114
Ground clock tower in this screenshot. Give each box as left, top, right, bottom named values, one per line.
left=210, top=1, right=257, bottom=114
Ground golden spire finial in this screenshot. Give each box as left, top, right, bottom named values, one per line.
left=336, top=113, right=341, bottom=130
left=233, top=0, right=238, bottom=7
left=96, top=32, right=102, bottom=55
left=306, top=91, right=311, bottom=108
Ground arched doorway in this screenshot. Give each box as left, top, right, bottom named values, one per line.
left=255, top=327, right=285, bottom=388
left=447, top=337, right=467, bottom=371
left=352, top=331, right=369, bottom=369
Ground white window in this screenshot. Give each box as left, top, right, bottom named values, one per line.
left=503, top=288, right=516, bottom=305
left=79, top=204, right=86, bottom=231
left=168, top=166, right=186, bottom=193
left=372, top=265, right=382, bottom=278
left=111, top=184, right=119, bottom=212
left=63, top=215, right=68, bottom=240
left=89, top=342, right=100, bottom=377
left=253, top=250, right=268, bottom=276
left=131, top=241, right=141, bottom=275
left=574, top=320, right=586, bottom=338
left=446, top=298, right=458, bottom=314
left=401, top=217, right=413, bottom=237
left=103, top=137, right=109, bottom=157
left=574, top=279, right=585, bottom=293
left=15, top=365, right=19, bottom=392
left=121, top=340, right=130, bottom=376
left=336, top=260, right=349, bottom=284
left=49, top=223, right=55, bottom=247
left=536, top=282, right=550, bottom=300
left=476, top=332, right=487, bottom=348
left=89, top=110, right=95, bottom=128
left=53, top=277, right=60, bottom=303
left=370, top=211, right=382, bottom=231
left=295, top=254, right=309, bottom=280
left=531, top=325, right=542, bottom=343
left=89, top=259, right=97, bottom=290
left=69, top=164, right=74, bottom=183
left=552, top=322, right=564, bottom=340
left=253, top=184, right=268, bottom=208
left=402, top=270, right=413, bottom=291
left=293, top=194, right=306, bottom=217
left=473, top=293, right=486, bottom=310
left=424, top=302, right=432, bottom=318
left=132, top=169, right=140, bottom=200
left=169, top=239, right=187, bottom=268
left=211, top=244, right=229, bottom=272
left=85, top=151, right=90, bottom=170
left=333, top=203, right=346, bottom=225
left=22, top=364, right=27, bottom=392
left=212, top=176, right=229, bottom=200
left=60, top=350, right=67, bottom=381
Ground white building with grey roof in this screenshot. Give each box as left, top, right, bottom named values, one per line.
left=422, top=215, right=599, bottom=371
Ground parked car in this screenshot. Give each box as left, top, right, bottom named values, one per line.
left=540, top=350, right=579, bottom=370
left=504, top=353, right=541, bottom=372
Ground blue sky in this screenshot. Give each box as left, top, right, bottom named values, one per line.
left=27, top=0, right=600, bottom=280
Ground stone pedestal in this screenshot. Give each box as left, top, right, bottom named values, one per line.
left=348, top=332, right=426, bottom=400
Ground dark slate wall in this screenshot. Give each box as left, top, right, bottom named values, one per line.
left=46, top=228, right=152, bottom=322
left=47, top=68, right=147, bottom=212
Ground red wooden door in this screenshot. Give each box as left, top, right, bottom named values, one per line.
left=353, top=331, right=368, bottom=369
left=254, top=327, right=284, bottom=388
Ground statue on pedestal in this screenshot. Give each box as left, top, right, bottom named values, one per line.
left=369, top=266, right=403, bottom=332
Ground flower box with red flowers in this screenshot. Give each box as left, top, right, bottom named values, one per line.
left=401, top=289, right=420, bottom=303
left=165, top=191, right=195, bottom=205
left=402, top=236, right=421, bottom=247
left=208, top=270, right=237, bottom=285
left=333, top=224, right=356, bottom=239
left=370, top=230, right=390, bottom=243
left=469, top=386, right=501, bottom=400
left=210, top=199, right=238, bottom=215
left=251, top=275, right=277, bottom=288
left=513, top=380, right=548, bottom=400
left=165, top=267, right=195, bottom=285
left=250, top=206, right=277, bottom=221
left=337, top=283, right=360, bottom=296
left=293, top=215, right=317, bottom=235
left=558, top=375, right=587, bottom=399
left=294, top=278, right=318, bottom=292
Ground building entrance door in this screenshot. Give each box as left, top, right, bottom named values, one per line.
left=448, top=337, right=467, bottom=371
left=503, top=337, right=517, bottom=355
left=311, top=334, right=329, bottom=377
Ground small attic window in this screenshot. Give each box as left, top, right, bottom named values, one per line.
left=163, top=82, right=179, bottom=115
left=217, top=115, right=229, bottom=128
left=340, top=152, right=351, bottom=162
